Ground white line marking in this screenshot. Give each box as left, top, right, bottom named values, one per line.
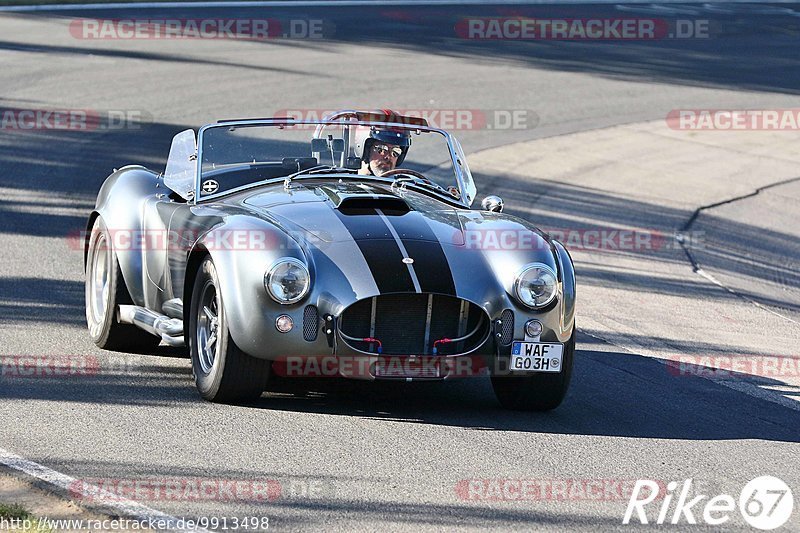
left=0, top=447, right=210, bottom=533
left=695, top=267, right=799, bottom=325
left=580, top=323, right=800, bottom=413
left=0, top=0, right=796, bottom=13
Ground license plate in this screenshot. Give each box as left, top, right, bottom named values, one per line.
left=510, top=342, right=564, bottom=373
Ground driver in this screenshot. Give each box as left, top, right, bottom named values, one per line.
left=354, top=126, right=411, bottom=176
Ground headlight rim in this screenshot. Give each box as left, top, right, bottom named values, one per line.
left=264, top=257, right=311, bottom=305
left=513, top=262, right=558, bottom=309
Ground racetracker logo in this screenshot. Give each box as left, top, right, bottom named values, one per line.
left=69, top=18, right=329, bottom=40
left=272, top=355, right=488, bottom=379
left=274, top=109, right=539, bottom=130
left=68, top=228, right=329, bottom=252
left=0, top=355, right=100, bottom=378
left=665, top=355, right=800, bottom=379
left=667, top=109, right=800, bottom=130
left=455, top=18, right=709, bottom=40
left=0, top=108, right=150, bottom=131
left=456, top=478, right=665, bottom=501
left=460, top=228, right=703, bottom=252
left=69, top=478, right=282, bottom=502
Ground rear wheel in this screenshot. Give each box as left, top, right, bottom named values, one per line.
left=491, top=328, right=575, bottom=411
left=189, top=256, right=271, bottom=403
left=85, top=216, right=161, bottom=351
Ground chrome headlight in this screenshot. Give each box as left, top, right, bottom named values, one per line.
left=264, top=258, right=310, bottom=304
left=514, top=263, right=558, bottom=308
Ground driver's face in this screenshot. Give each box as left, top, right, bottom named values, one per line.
left=368, top=142, right=402, bottom=175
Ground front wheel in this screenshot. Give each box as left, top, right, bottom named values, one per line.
left=189, top=256, right=271, bottom=403
left=491, top=327, right=576, bottom=411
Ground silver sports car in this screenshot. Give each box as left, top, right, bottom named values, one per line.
left=84, top=110, right=576, bottom=410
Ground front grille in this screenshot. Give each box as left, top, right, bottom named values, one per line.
left=499, top=309, right=514, bottom=346
left=303, top=305, right=319, bottom=341
left=339, top=294, right=489, bottom=355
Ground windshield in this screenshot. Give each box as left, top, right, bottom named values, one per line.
left=197, top=120, right=474, bottom=203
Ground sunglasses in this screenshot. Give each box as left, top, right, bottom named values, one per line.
left=372, top=143, right=404, bottom=159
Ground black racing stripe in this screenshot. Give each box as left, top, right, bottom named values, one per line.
left=354, top=240, right=417, bottom=293
left=380, top=210, right=433, bottom=241
left=333, top=209, right=416, bottom=294
left=383, top=212, right=457, bottom=296
left=401, top=240, right=457, bottom=295
left=332, top=207, right=394, bottom=240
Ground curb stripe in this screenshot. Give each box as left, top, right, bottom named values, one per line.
left=0, top=447, right=209, bottom=533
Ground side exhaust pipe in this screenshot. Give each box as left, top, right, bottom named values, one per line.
left=118, top=305, right=184, bottom=347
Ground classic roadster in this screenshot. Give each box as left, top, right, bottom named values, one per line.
left=84, top=110, right=576, bottom=410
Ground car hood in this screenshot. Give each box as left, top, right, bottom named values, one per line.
left=242, top=180, right=466, bottom=245
left=236, top=179, right=554, bottom=303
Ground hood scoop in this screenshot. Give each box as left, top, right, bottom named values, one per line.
left=337, top=195, right=410, bottom=213
left=320, top=185, right=411, bottom=214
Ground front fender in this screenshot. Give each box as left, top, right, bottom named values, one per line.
left=187, top=216, right=314, bottom=356
left=553, top=240, right=576, bottom=337
left=454, top=210, right=574, bottom=344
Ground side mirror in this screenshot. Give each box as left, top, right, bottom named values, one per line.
left=481, top=195, right=504, bottom=213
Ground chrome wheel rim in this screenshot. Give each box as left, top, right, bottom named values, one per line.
left=197, top=281, right=219, bottom=374
left=90, top=233, right=109, bottom=324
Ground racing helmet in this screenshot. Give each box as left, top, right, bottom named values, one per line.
left=353, top=122, right=412, bottom=167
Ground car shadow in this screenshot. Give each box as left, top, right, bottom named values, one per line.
left=1, top=332, right=797, bottom=440
left=249, top=332, right=800, bottom=443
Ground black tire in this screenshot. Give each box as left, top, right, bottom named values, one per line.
left=189, top=256, right=271, bottom=403
left=85, top=216, right=162, bottom=351
left=491, top=328, right=576, bottom=411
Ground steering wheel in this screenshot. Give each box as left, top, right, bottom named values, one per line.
left=381, top=168, right=436, bottom=186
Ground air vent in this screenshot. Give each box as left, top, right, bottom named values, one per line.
left=499, top=309, right=514, bottom=346
left=303, top=305, right=319, bottom=341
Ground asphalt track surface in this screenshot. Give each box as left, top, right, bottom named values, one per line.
left=0, top=2, right=799, bottom=531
